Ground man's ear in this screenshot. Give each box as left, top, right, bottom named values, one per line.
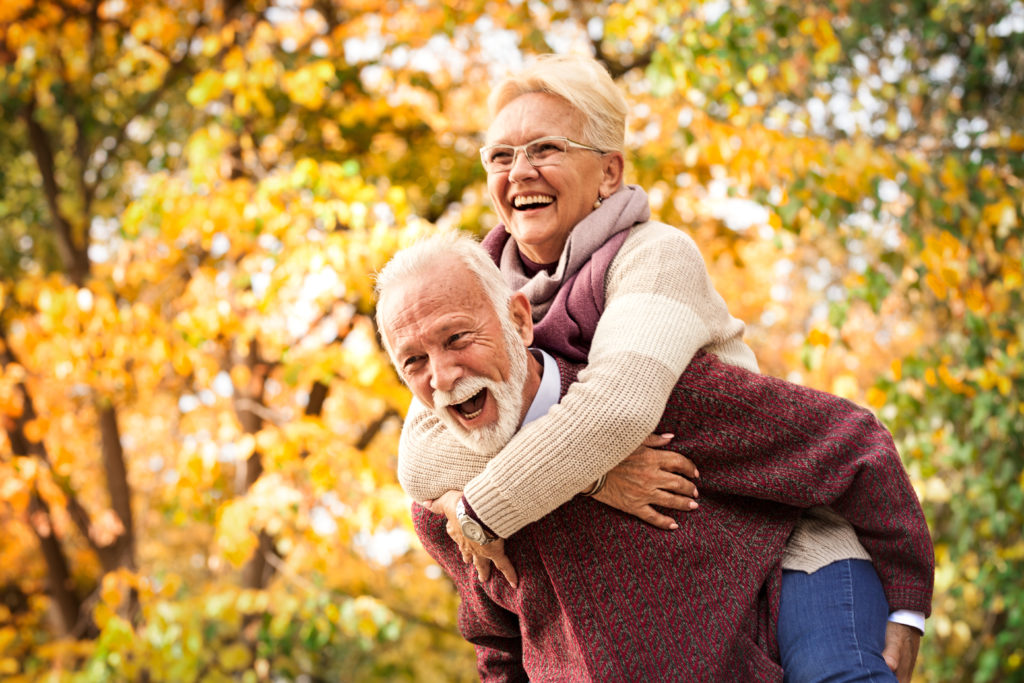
left=508, top=292, right=534, bottom=346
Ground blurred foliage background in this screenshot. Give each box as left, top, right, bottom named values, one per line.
left=0, top=0, right=1021, bottom=680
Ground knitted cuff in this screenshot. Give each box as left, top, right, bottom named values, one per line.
left=461, top=496, right=498, bottom=538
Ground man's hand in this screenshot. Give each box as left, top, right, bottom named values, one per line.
left=882, top=622, right=921, bottom=683
left=593, top=433, right=699, bottom=530
left=423, top=490, right=518, bottom=588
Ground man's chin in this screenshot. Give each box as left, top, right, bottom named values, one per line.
left=446, top=421, right=512, bottom=457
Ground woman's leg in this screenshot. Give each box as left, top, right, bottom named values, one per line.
left=777, top=559, right=896, bottom=683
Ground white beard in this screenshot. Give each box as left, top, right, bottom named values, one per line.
left=431, top=319, right=529, bottom=456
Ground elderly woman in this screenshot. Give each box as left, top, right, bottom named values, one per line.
left=396, top=54, right=928, bottom=682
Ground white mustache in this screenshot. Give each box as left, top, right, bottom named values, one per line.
left=433, top=376, right=493, bottom=409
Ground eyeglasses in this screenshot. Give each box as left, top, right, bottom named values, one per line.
left=479, top=136, right=606, bottom=173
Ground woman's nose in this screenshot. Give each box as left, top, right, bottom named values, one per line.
left=507, top=148, right=538, bottom=181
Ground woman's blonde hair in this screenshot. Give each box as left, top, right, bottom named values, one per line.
left=487, top=54, right=628, bottom=153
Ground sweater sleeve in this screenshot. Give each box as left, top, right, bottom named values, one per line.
left=462, top=222, right=758, bottom=537
left=411, top=504, right=529, bottom=683
left=397, top=398, right=495, bottom=502
left=662, top=353, right=935, bottom=615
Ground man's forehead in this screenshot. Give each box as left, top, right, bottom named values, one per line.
left=381, top=264, right=490, bottom=334
left=392, top=258, right=480, bottom=302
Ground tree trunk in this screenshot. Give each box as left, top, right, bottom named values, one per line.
left=236, top=339, right=272, bottom=589
left=97, top=402, right=136, bottom=572
left=29, top=494, right=81, bottom=635
left=1, top=328, right=85, bottom=634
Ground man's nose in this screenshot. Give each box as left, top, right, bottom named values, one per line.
left=429, top=356, right=462, bottom=393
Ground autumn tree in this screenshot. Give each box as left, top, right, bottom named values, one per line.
left=1, top=0, right=1021, bottom=681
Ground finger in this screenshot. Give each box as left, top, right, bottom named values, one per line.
left=660, top=452, right=699, bottom=479
left=422, top=499, right=439, bottom=514
left=473, top=555, right=492, bottom=582
left=490, top=556, right=518, bottom=588
left=642, top=433, right=674, bottom=447
left=658, top=473, right=699, bottom=498
left=654, top=490, right=700, bottom=511
left=881, top=646, right=899, bottom=673
left=637, top=505, right=680, bottom=530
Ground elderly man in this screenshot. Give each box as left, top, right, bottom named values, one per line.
left=375, top=234, right=933, bottom=682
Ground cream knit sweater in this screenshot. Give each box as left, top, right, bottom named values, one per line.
left=398, top=221, right=869, bottom=571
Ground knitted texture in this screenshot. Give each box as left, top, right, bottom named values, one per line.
left=413, top=496, right=789, bottom=682
left=650, top=352, right=933, bottom=615
left=480, top=184, right=645, bottom=360
left=412, top=352, right=933, bottom=681
left=398, top=219, right=756, bottom=536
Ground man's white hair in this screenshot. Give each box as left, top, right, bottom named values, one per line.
left=374, top=231, right=514, bottom=362
left=374, top=232, right=530, bottom=454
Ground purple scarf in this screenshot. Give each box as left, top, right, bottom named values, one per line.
left=481, top=184, right=651, bottom=362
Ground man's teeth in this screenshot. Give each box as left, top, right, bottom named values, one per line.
left=454, top=389, right=486, bottom=419
left=513, top=195, right=554, bottom=208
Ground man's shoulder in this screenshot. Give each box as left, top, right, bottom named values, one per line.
left=551, top=349, right=746, bottom=400
left=553, top=356, right=582, bottom=396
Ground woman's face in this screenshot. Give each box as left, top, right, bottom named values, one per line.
left=484, top=93, right=621, bottom=264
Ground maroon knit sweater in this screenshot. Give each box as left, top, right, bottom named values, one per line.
left=412, top=353, right=934, bottom=682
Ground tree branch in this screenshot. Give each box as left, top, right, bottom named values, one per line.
left=22, top=97, right=90, bottom=286
left=1, top=326, right=124, bottom=569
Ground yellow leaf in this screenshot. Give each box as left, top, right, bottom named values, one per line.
left=186, top=71, right=226, bottom=107
left=100, top=572, right=124, bottom=608
left=831, top=374, right=858, bottom=400
left=747, top=63, right=768, bottom=87
left=218, top=643, right=253, bottom=671
left=216, top=501, right=259, bottom=568
left=23, top=418, right=45, bottom=443
left=806, top=328, right=831, bottom=347
left=866, top=387, right=887, bottom=410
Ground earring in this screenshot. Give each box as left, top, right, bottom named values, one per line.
left=593, top=196, right=603, bottom=209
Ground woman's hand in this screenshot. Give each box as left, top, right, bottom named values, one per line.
left=423, top=490, right=518, bottom=588
left=592, top=433, right=699, bottom=530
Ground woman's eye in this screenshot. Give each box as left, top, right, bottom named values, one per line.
left=447, top=332, right=466, bottom=345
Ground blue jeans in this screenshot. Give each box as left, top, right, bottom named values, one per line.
left=777, top=559, right=897, bottom=683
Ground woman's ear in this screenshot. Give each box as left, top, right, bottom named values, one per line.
left=508, top=292, right=534, bottom=346
left=599, top=152, right=625, bottom=197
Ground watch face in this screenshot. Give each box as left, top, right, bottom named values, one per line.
left=462, top=520, right=487, bottom=544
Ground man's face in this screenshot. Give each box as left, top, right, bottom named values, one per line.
left=381, top=260, right=530, bottom=454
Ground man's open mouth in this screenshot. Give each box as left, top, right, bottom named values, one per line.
left=451, top=389, right=487, bottom=420
left=513, top=194, right=554, bottom=211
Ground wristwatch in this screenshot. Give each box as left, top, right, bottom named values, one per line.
left=456, top=497, right=499, bottom=545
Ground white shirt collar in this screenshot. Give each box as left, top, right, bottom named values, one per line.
left=522, top=348, right=561, bottom=427
left=406, top=348, right=561, bottom=428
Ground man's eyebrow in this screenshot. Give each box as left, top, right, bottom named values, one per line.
left=391, top=340, right=419, bottom=359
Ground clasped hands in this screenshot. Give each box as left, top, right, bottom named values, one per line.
left=421, top=433, right=696, bottom=589
left=421, top=433, right=921, bottom=683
